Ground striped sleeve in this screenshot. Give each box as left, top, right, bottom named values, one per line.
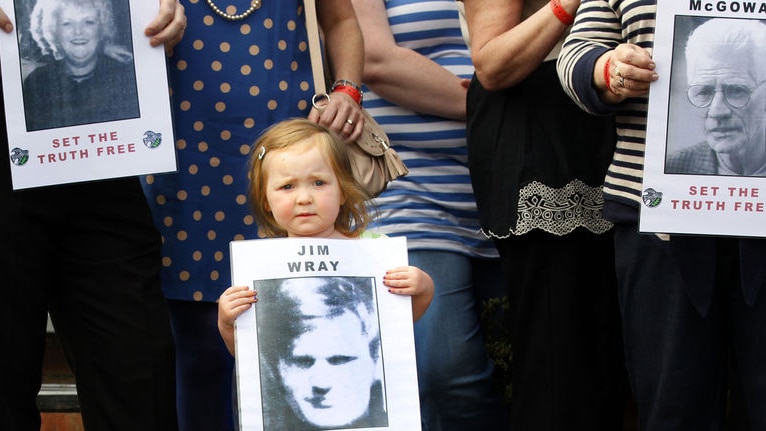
left=557, top=0, right=656, bottom=212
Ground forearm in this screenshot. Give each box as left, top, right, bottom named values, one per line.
left=319, top=0, right=364, bottom=85
left=218, top=320, right=235, bottom=356
left=351, top=0, right=468, bottom=119
left=363, top=47, right=468, bottom=120
left=411, top=294, right=432, bottom=322
left=466, top=0, right=579, bottom=90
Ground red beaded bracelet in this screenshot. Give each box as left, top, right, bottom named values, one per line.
left=550, top=0, right=574, bottom=26
left=332, top=84, right=363, bottom=105
left=604, top=57, right=618, bottom=95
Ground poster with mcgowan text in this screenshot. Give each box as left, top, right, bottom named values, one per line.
left=0, top=0, right=176, bottom=189
left=231, top=236, right=421, bottom=431
left=639, top=0, right=766, bottom=237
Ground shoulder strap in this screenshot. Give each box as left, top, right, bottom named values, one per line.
left=303, top=0, right=327, bottom=94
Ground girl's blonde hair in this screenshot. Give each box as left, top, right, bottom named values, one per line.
left=248, top=118, right=372, bottom=238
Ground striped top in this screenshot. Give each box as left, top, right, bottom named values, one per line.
left=557, top=0, right=656, bottom=223
left=364, top=0, right=497, bottom=258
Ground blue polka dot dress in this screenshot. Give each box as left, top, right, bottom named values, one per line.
left=141, top=0, right=313, bottom=302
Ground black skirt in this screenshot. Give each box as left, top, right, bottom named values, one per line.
left=466, top=60, right=616, bottom=237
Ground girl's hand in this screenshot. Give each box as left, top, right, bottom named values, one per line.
left=217, top=285, right=257, bottom=328
left=384, top=266, right=434, bottom=322
left=384, top=266, right=430, bottom=296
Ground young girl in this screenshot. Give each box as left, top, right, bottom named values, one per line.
left=218, top=118, right=433, bottom=355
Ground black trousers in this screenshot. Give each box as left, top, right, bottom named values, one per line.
left=615, top=225, right=766, bottom=431
left=494, top=228, right=627, bottom=431
left=0, top=177, right=178, bottom=431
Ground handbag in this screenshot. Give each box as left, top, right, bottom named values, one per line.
left=303, top=0, right=408, bottom=198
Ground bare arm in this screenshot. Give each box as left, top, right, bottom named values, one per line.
left=309, top=0, right=365, bottom=141
left=464, top=0, right=579, bottom=90
left=350, top=0, right=470, bottom=121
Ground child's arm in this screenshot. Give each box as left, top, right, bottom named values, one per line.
left=217, top=285, right=258, bottom=356
left=383, top=266, right=434, bottom=321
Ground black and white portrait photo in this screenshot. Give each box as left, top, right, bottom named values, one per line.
left=17, top=0, right=140, bottom=131
left=254, top=276, right=389, bottom=431
left=638, top=4, right=766, bottom=236
left=665, top=16, right=766, bottom=177
left=230, top=237, right=421, bottom=431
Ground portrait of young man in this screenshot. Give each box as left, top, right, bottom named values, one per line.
left=254, top=276, right=389, bottom=431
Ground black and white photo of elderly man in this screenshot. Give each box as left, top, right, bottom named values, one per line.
left=667, top=17, right=766, bottom=177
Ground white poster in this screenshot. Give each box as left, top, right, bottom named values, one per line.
left=0, top=0, right=176, bottom=189
left=230, top=236, right=421, bottom=431
left=640, top=0, right=766, bottom=237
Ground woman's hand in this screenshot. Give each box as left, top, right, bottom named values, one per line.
left=144, top=0, right=187, bottom=53
left=308, top=91, right=364, bottom=143
left=597, top=43, right=658, bottom=102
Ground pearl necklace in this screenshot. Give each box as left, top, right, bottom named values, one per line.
left=205, top=0, right=261, bottom=20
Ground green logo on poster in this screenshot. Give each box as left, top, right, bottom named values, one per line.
left=10, top=147, right=29, bottom=166
left=143, top=131, right=162, bottom=149
left=642, top=188, right=663, bottom=208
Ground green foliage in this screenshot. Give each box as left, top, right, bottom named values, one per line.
left=478, top=295, right=513, bottom=406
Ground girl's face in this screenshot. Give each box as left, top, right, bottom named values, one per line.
left=263, top=140, right=347, bottom=239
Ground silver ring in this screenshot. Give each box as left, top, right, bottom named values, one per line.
left=614, top=63, right=622, bottom=77
left=311, top=93, right=331, bottom=110
left=619, top=76, right=625, bottom=87
left=346, top=119, right=354, bottom=126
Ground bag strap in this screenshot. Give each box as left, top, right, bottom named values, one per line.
left=303, top=0, right=328, bottom=95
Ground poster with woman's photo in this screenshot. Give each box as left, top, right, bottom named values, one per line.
left=640, top=1, right=766, bottom=237
left=230, top=237, right=422, bottom=431
left=0, top=0, right=176, bottom=189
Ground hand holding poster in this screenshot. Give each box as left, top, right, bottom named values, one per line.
left=230, top=237, right=421, bottom=431
left=0, top=0, right=176, bottom=189
left=640, top=1, right=766, bottom=236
